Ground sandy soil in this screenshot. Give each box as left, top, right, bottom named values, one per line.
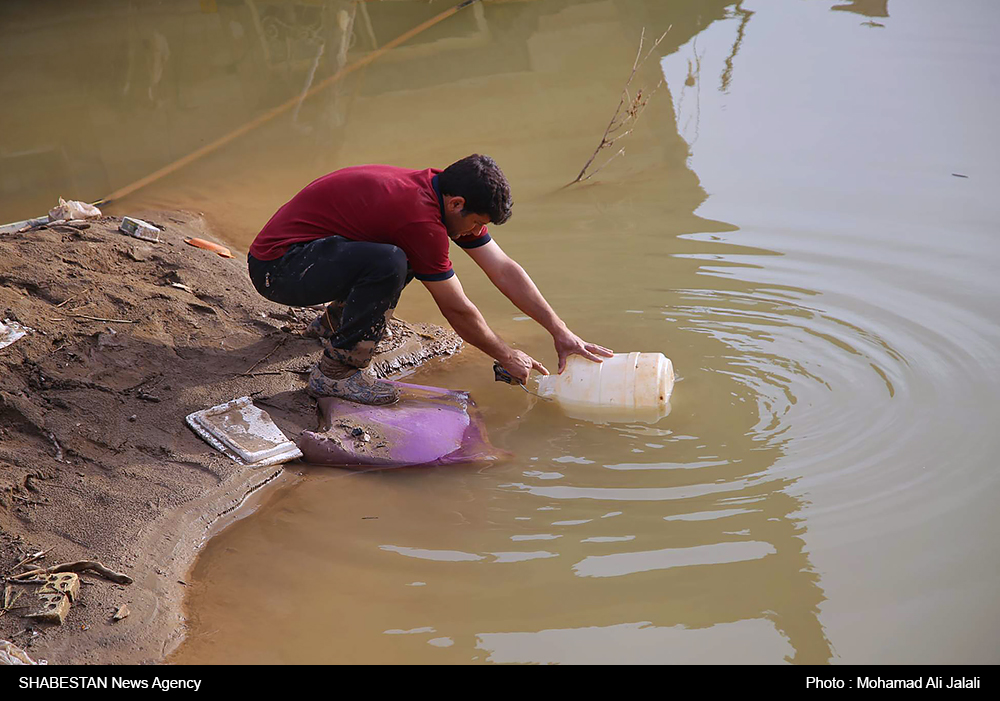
left=0, top=211, right=461, bottom=664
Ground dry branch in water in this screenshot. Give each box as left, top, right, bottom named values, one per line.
left=572, top=27, right=670, bottom=184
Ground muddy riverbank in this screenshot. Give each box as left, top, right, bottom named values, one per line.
left=0, top=211, right=460, bottom=663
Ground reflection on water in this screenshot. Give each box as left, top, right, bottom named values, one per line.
left=831, top=1, right=889, bottom=19
left=5, top=0, right=1000, bottom=665
left=535, top=398, right=673, bottom=426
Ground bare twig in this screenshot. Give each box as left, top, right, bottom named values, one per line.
left=245, top=365, right=312, bottom=377
left=241, top=337, right=287, bottom=376
left=0, top=588, right=23, bottom=617
left=2, top=583, right=30, bottom=625
left=579, top=148, right=627, bottom=183
left=124, top=374, right=162, bottom=392
left=10, top=495, right=44, bottom=506
left=571, top=27, right=670, bottom=184
left=12, top=560, right=133, bottom=585
left=70, top=314, right=136, bottom=324
left=8, top=549, right=50, bottom=574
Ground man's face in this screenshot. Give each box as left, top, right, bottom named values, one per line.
left=443, top=196, right=490, bottom=241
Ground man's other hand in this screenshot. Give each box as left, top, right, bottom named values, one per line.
left=501, top=349, right=549, bottom=385
left=554, top=332, right=614, bottom=374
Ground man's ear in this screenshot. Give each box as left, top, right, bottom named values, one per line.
left=445, top=195, right=466, bottom=213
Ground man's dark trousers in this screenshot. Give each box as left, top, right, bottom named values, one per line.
left=248, top=235, right=413, bottom=369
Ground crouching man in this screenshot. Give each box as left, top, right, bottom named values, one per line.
left=247, top=154, right=612, bottom=405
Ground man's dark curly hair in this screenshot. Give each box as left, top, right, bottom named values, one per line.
left=438, top=154, right=512, bottom=225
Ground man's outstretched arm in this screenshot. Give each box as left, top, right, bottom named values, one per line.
left=462, top=239, right=613, bottom=372
left=422, top=275, right=547, bottom=384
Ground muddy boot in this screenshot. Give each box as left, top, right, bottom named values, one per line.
left=307, top=357, right=399, bottom=405
left=303, top=304, right=344, bottom=340
left=303, top=314, right=332, bottom=340
left=382, top=310, right=398, bottom=341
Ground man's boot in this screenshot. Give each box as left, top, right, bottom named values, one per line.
left=307, top=355, right=399, bottom=405
left=306, top=304, right=396, bottom=342
left=303, top=303, right=344, bottom=340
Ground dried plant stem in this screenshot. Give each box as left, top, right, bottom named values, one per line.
left=70, top=314, right=136, bottom=324
left=0, top=587, right=23, bottom=617
left=8, top=549, right=50, bottom=575
left=572, top=27, right=670, bottom=184
left=241, top=337, right=287, bottom=376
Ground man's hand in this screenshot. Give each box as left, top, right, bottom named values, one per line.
left=423, top=277, right=547, bottom=384
left=554, top=331, right=614, bottom=374
left=500, top=349, right=549, bottom=384
left=463, top=242, right=614, bottom=374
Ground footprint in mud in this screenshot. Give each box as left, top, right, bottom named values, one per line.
left=194, top=293, right=225, bottom=308
left=187, top=303, right=217, bottom=316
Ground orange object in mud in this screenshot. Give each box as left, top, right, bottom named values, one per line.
left=184, top=237, right=232, bottom=258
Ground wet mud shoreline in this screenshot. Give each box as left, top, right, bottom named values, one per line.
left=0, top=211, right=461, bottom=663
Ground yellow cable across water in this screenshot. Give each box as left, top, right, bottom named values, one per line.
left=97, top=0, right=482, bottom=206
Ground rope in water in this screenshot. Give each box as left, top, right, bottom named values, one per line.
left=96, top=0, right=482, bottom=207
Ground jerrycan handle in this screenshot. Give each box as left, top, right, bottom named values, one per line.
left=493, top=360, right=520, bottom=385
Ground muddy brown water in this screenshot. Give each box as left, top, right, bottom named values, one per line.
left=3, top=0, right=999, bottom=664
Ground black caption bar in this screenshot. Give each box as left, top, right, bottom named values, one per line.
left=0, top=665, right=995, bottom=690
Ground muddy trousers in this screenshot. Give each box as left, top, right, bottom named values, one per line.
left=248, top=236, right=412, bottom=370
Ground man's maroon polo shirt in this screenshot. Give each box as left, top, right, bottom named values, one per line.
left=248, top=165, right=490, bottom=281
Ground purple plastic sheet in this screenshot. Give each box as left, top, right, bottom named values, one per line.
left=298, top=381, right=505, bottom=468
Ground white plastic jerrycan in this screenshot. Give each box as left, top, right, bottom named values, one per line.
left=537, top=352, right=674, bottom=418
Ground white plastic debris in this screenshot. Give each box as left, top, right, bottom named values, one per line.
left=48, top=198, right=101, bottom=222
left=120, top=216, right=161, bottom=243
left=1, top=640, right=47, bottom=665
left=186, top=396, right=302, bottom=466
left=0, top=320, right=30, bottom=351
